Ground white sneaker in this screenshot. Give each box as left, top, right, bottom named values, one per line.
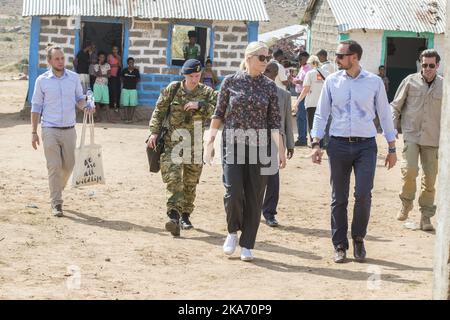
left=223, top=233, right=238, bottom=255
left=240, top=247, right=254, bottom=261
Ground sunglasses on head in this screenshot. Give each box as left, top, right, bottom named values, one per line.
left=253, top=55, right=271, bottom=62
left=336, top=53, right=354, bottom=59
left=421, top=63, right=436, bottom=69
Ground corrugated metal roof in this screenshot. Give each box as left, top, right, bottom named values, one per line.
left=22, top=0, right=129, bottom=17
left=22, top=0, right=269, bottom=21
left=327, top=0, right=446, bottom=34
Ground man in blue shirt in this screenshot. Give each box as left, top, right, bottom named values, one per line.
left=31, top=46, right=95, bottom=217
left=310, top=40, right=397, bottom=263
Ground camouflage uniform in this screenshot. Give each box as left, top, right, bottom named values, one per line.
left=149, top=81, right=217, bottom=216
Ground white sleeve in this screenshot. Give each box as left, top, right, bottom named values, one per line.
left=304, top=71, right=313, bottom=86
left=278, top=64, right=288, bottom=82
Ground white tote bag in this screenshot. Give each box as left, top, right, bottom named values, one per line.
left=72, top=111, right=105, bottom=188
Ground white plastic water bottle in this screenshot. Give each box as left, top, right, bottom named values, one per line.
left=86, top=88, right=95, bottom=109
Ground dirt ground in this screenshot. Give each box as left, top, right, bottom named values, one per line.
left=0, top=80, right=436, bottom=300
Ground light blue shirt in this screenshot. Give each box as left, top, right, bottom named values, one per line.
left=311, top=69, right=396, bottom=142
left=31, top=69, right=84, bottom=128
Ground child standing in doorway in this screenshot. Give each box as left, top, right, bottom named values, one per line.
left=93, top=52, right=112, bottom=122
left=120, top=57, right=140, bottom=123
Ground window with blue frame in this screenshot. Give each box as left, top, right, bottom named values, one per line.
left=170, top=24, right=212, bottom=66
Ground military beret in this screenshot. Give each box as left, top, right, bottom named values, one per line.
left=181, top=59, right=202, bottom=74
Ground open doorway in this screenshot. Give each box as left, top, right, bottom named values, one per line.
left=81, top=21, right=123, bottom=59
left=384, top=37, right=427, bottom=101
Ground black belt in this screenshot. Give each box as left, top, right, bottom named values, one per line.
left=331, top=136, right=375, bottom=143
left=49, top=126, right=75, bottom=130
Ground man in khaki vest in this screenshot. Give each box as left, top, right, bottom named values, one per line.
left=391, top=49, right=443, bottom=231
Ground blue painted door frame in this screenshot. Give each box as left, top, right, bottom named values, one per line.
left=247, top=21, right=259, bottom=43
left=27, top=16, right=41, bottom=103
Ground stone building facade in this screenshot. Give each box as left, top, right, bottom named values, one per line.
left=303, top=0, right=446, bottom=100
left=31, top=16, right=256, bottom=112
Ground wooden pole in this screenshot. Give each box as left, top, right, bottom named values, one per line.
left=432, top=2, right=450, bottom=300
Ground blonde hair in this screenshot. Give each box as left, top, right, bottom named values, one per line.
left=307, top=55, right=320, bottom=68
left=46, top=44, right=64, bottom=60
left=240, top=41, right=269, bottom=71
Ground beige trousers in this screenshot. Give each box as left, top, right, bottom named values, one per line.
left=42, top=127, right=77, bottom=207
left=399, top=141, right=439, bottom=217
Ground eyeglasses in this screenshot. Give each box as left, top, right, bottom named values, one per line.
left=336, top=53, right=354, bottom=59
left=421, top=63, right=436, bottom=69
left=253, top=55, right=271, bottom=62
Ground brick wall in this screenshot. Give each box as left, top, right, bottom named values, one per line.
left=38, top=17, right=75, bottom=69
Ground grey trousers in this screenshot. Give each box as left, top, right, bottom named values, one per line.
left=222, top=144, right=268, bottom=249
left=42, top=127, right=77, bottom=207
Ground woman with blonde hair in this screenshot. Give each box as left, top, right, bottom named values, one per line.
left=205, top=41, right=287, bottom=261
left=292, top=55, right=325, bottom=145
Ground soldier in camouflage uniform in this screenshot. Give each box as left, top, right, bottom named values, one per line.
left=148, top=59, right=217, bottom=236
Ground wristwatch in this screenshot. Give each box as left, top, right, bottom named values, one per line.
left=388, top=147, right=396, bottom=154
left=311, top=142, right=320, bottom=149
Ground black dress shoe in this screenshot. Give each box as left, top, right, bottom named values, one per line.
left=266, top=217, right=279, bottom=227
left=353, top=237, right=366, bottom=262
left=180, top=213, right=194, bottom=230
left=294, top=141, right=308, bottom=147
left=334, top=245, right=347, bottom=263
left=165, top=210, right=180, bottom=236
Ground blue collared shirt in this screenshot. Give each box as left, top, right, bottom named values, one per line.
left=31, top=69, right=84, bottom=128
left=311, top=69, right=396, bottom=142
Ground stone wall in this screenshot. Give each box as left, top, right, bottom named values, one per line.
left=127, top=19, right=249, bottom=106
left=35, top=17, right=250, bottom=108
left=127, top=19, right=248, bottom=78
left=212, top=21, right=248, bottom=76
left=309, top=0, right=339, bottom=57
left=127, top=19, right=172, bottom=76
left=38, top=17, right=75, bottom=69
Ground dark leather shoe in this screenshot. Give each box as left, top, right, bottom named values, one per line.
left=294, top=140, right=308, bottom=147
left=266, top=217, right=279, bottom=227
left=165, top=210, right=180, bottom=236
left=353, top=237, right=366, bottom=262
left=334, top=245, right=347, bottom=263
left=52, top=204, right=63, bottom=217
left=180, top=213, right=193, bottom=230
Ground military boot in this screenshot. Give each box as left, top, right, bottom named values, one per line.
left=180, top=213, right=194, bottom=230
left=165, top=209, right=181, bottom=236
left=397, top=203, right=413, bottom=221
left=420, top=215, right=435, bottom=231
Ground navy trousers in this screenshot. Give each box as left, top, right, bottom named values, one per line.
left=296, top=99, right=308, bottom=144
left=326, top=137, right=377, bottom=249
